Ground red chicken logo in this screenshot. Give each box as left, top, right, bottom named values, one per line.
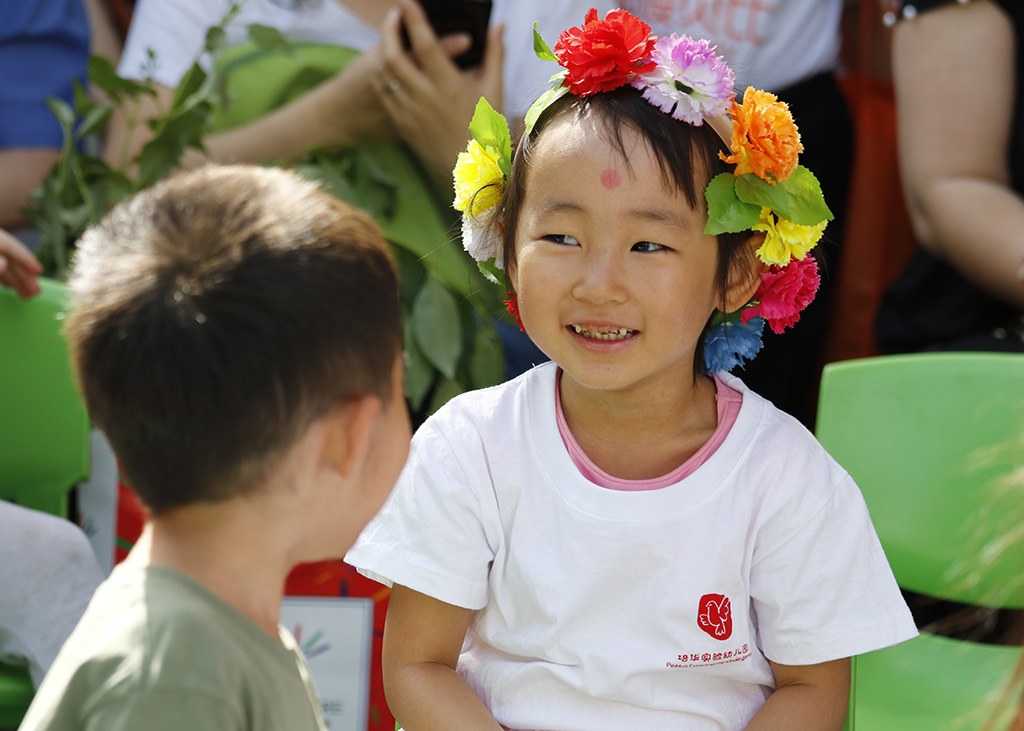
left=698, top=593, right=732, bottom=640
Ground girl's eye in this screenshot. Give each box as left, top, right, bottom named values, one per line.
left=543, top=234, right=580, bottom=246
left=632, top=241, right=667, bottom=253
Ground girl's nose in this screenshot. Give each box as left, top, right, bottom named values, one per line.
left=572, top=250, right=628, bottom=305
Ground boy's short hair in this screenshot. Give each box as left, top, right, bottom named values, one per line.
left=65, top=165, right=402, bottom=515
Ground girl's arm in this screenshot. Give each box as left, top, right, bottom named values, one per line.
left=382, top=584, right=503, bottom=731
left=743, top=658, right=850, bottom=731
left=892, top=0, right=1024, bottom=307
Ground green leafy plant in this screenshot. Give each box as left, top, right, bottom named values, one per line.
left=27, top=8, right=507, bottom=423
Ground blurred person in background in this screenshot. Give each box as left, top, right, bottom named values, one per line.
left=0, top=0, right=88, bottom=235
left=105, top=0, right=616, bottom=183
left=876, top=0, right=1024, bottom=354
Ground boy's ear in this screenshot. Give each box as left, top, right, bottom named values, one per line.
left=723, top=233, right=764, bottom=314
left=321, top=395, right=382, bottom=480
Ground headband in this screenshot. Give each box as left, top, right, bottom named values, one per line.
left=452, top=9, right=832, bottom=373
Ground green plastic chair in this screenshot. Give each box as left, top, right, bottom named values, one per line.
left=0, top=277, right=91, bottom=728
left=816, top=352, right=1024, bottom=731
left=0, top=277, right=89, bottom=515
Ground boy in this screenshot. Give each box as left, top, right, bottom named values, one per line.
left=20, top=164, right=410, bottom=730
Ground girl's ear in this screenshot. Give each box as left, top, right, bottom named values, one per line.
left=499, top=222, right=518, bottom=291
left=722, top=233, right=764, bottom=314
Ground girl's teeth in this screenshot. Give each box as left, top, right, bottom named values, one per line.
left=571, top=325, right=634, bottom=341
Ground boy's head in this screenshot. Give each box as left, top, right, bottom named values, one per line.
left=66, top=165, right=402, bottom=516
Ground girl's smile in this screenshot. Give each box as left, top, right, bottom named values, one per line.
left=511, top=113, right=724, bottom=401
left=567, top=324, right=638, bottom=342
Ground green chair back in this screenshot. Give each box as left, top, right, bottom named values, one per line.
left=0, top=278, right=90, bottom=517
left=816, top=352, right=1024, bottom=731
left=0, top=277, right=91, bottom=726
left=0, top=666, right=35, bottom=728
left=816, top=352, right=1024, bottom=608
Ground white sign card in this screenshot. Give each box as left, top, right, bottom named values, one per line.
left=280, top=596, right=374, bottom=731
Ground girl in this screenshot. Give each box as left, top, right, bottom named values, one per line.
left=347, top=9, right=917, bottom=730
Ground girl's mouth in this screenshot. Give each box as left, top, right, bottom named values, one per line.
left=569, top=324, right=638, bottom=341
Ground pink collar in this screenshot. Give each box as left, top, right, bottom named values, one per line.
left=555, top=372, right=742, bottom=491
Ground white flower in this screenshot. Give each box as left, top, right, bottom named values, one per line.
left=461, top=217, right=502, bottom=266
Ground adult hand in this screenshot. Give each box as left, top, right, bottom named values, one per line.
left=319, top=42, right=401, bottom=146
left=374, top=0, right=504, bottom=183
left=0, top=228, right=42, bottom=299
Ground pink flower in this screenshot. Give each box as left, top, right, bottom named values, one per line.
left=741, top=255, right=820, bottom=334
left=633, top=34, right=735, bottom=125
left=553, top=9, right=657, bottom=96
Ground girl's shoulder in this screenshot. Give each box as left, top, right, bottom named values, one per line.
left=410, top=363, right=560, bottom=468
left=721, top=372, right=850, bottom=485
left=425, top=361, right=558, bottom=432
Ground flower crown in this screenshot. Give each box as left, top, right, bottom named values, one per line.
left=452, top=8, right=832, bottom=373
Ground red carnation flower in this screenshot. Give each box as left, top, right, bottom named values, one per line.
left=741, top=255, right=820, bottom=334
left=504, top=291, right=525, bottom=331
left=553, top=8, right=657, bottom=97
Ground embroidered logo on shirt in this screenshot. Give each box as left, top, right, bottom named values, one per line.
left=666, top=644, right=751, bottom=669
left=698, top=593, right=732, bottom=640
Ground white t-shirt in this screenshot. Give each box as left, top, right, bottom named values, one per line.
left=117, top=0, right=617, bottom=121
left=623, top=0, right=844, bottom=92
left=346, top=363, right=917, bottom=731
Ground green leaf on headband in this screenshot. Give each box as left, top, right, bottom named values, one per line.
left=704, top=173, right=761, bottom=235
left=533, top=22, right=558, bottom=62
left=524, top=79, right=569, bottom=135
left=469, top=97, right=512, bottom=176
left=477, top=257, right=505, bottom=287
left=734, top=166, right=833, bottom=226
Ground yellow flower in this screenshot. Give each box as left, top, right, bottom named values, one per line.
left=752, top=208, right=826, bottom=266
left=453, top=140, right=505, bottom=218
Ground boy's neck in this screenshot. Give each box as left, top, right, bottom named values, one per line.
left=559, top=370, right=719, bottom=480
left=125, top=499, right=298, bottom=639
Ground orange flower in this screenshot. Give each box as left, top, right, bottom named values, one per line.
left=720, top=87, right=802, bottom=184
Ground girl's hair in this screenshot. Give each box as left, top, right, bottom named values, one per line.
left=494, top=86, right=755, bottom=376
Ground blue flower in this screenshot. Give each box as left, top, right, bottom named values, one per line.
left=703, top=317, right=765, bottom=373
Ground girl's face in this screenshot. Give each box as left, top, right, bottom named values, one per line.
left=511, top=115, right=725, bottom=398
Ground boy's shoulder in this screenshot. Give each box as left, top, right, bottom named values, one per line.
left=21, top=565, right=321, bottom=731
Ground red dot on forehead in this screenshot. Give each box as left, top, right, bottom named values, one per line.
left=600, top=168, right=621, bottom=190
